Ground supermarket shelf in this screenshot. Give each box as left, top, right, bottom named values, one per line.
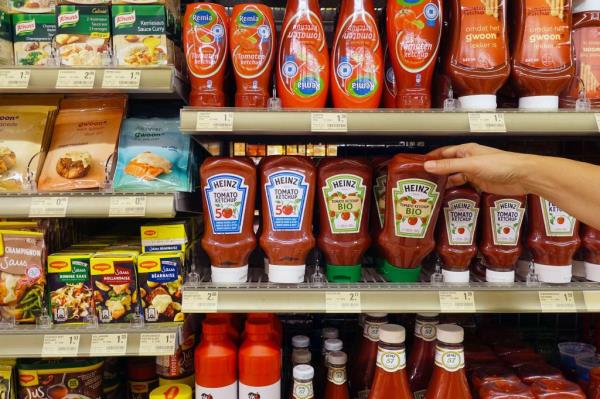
left=0, top=323, right=180, bottom=358
left=180, top=108, right=600, bottom=136
left=0, top=191, right=198, bottom=218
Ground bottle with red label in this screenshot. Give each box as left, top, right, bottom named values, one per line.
left=408, top=313, right=439, bottom=397
left=436, top=187, right=480, bottom=283
left=324, top=351, right=350, bottom=399
left=527, top=195, right=581, bottom=283
left=331, top=0, right=383, bottom=108
left=277, top=0, right=329, bottom=108
left=350, top=313, right=388, bottom=399
left=382, top=44, right=397, bottom=108
left=183, top=3, right=229, bottom=107
left=386, top=0, right=443, bottom=108
left=582, top=224, right=600, bottom=281
left=229, top=4, right=276, bottom=108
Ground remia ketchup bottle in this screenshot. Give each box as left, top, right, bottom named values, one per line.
left=183, top=3, right=229, bottom=107
left=331, top=0, right=383, bottom=108
left=230, top=4, right=276, bottom=108
left=582, top=224, right=600, bottom=281
left=277, top=0, right=329, bottom=108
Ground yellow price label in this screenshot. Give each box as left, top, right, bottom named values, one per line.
left=439, top=291, right=476, bottom=312
left=539, top=291, right=576, bottom=312
left=182, top=290, right=218, bottom=313
left=42, top=334, right=80, bottom=357
left=138, top=333, right=177, bottom=356
left=90, top=333, right=128, bottom=356
left=325, top=291, right=361, bottom=313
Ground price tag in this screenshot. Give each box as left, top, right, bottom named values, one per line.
left=195, top=112, right=234, bottom=132
left=101, top=69, right=142, bottom=89
left=439, top=291, right=476, bottom=312
left=468, top=113, right=506, bottom=133
left=539, top=291, right=576, bottom=312
left=0, top=69, right=31, bottom=89
left=90, top=333, right=128, bottom=355
left=29, top=197, right=69, bottom=217
left=584, top=291, right=600, bottom=312
left=109, top=196, right=146, bottom=217
left=139, top=333, right=177, bottom=355
left=182, top=290, right=218, bottom=313
left=42, top=334, right=80, bottom=357
left=325, top=291, right=361, bottom=313
left=311, top=112, right=348, bottom=132
left=55, top=70, right=96, bottom=89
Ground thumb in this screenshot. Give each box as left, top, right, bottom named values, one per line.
left=424, top=157, right=475, bottom=176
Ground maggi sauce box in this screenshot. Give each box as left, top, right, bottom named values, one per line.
left=137, top=251, right=183, bottom=322
left=140, top=223, right=187, bottom=252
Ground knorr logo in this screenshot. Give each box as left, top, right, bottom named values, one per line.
left=15, top=20, right=35, bottom=36
left=140, top=260, right=158, bottom=269
left=50, top=261, right=69, bottom=269
left=92, top=263, right=111, bottom=272
left=58, top=10, right=79, bottom=27
left=115, top=11, right=136, bottom=28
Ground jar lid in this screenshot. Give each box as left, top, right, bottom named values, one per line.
left=322, top=327, right=339, bottom=339
left=150, top=384, right=192, bottom=399
left=328, top=351, right=347, bottom=366
left=436, top=324, right=464, bottom=344
left=324, top=338, right=343, bottom=351
left=378, top=324, right=405, bottom=344
left=292, top=335, right=310, bottom=348
left=293, top=364, right=314, bottom=380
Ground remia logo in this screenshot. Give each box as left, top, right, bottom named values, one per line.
left=239, top=10, right=260, bottom=26
left=193, top=10, right=213, bottom=25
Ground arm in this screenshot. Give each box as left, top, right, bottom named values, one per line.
left=424, top=143, right=600, bottom=230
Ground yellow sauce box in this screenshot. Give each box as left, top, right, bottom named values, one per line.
left=141, top=223, right=187, bottom=253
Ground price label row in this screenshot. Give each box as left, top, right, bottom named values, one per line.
left=194, top=112, right=350, bottom=133
left=0, top=69, right=142, bottom=90
left=26, top=196, right=147, bottom=218
left=41, top=333, right=176, bottom=357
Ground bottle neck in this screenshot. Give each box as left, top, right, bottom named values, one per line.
left=414, top=318, right=439, bottom=342
left=363, top=318, right=387, bottom=342
left=326, top=363, right=347, bottom=386
left=434, top=341, right=465, bottom=373
left=376, top=342, right=407, bottom=373
left=292, top=378, right=314, bottom=399
left=247, top=332, right=271, bottom=342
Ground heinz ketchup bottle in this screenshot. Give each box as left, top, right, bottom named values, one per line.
left=350, top=313, right=388, bottom=399
left=408, top=313, right=439, bottom=397
left=582, top=225, right=600, bottom=282
left=324, top=351, right=350, bottom=399
left=290, top=365, right=315, bottom=399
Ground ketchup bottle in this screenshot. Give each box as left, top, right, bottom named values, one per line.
left=318, top=158, right=372, bottom=283
left=479, top=194, right=526, bottom=283
left=277, top=0, right=329, bottom=108
left=324, top=351, right=350, bottom=399
left=290, top=365, right=315, bottom=399
left=386, top=0, right=443, bottom=108
left=444, top=0, right=510, bottom=110
left=317, top=338, right=344, bottom=393
left=425, top=324, right=472, bottom=399
left=583, top=225, right=600, bottom=281
left=201, top=158, right=257, bottom=283
left=408, top=313, right=439, bottom=397
left=382, top=45, right=397, bottom=108
left=530, top=379, right=586, bottom=398
left=527, top=194, right=581, bottom=283
left=331, top=0, right=383, bottom=108
left=195, top=318, right=237, bottom=399
left=370, top=158, right=390, bottom=273
left=259, top=156, right=316, bottom=283
left=350, top=313, right=388, bottom=399
left=183, top=3, right=229, bottom=107
left=478, top=380, right=535, bottom=399
left=367, top=324, right=413, bottom=399
left=377, top=154, right=447, bottom=282
left=205, top=313, right=241, bottom=345
left=511, top=0, right=574, bottom=110
left=246, top=312, right=283, bottom=345
left=229, top=4, right=276, bottom=108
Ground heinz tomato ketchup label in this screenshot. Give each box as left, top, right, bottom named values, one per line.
left=265, top=171, right=309, bottom=231
left=491, top=199, right=525, bottom=246
left=204, top=174, right=249, bottom=235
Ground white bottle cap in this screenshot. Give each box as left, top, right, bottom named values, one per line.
left=366, top=313, right=388, bottom=318
left=534, top=263, right=572, bottom=283
left=486, top=269, right=516, bottom=283
left=378, top=324, right=406, bottom=344
left=442, top=269, right=470, bottom=283
left=437, top=324, right=464, bottom=344
left=211, top=265, right=248, bottom=283
left=292, top=348, right=312, bottom=364
left=574, top=0, right=600, bottom=13
left=519, top=95, right=559, bottom=110
left=268, top=264, right=305, bottom=283
left=459, top=94, right=497, bottom=110
left=293, top=364, right=314, bottom=380
left=328, top=351, right=348, bottom=366
left=573, top=259, right=586, bottom=278
left=585, top=262, right=600, bottom=282
left=322, top=327, right=339, bottom=339
left=417, top=312, right=439, bottom=318
left=324, top=338, right=343, bottom=351
left=292, top=335, right=310, bottom=349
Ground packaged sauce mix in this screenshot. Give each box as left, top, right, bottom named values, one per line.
left=12, top=14, right=56, bottom=66
left=47, top=252, right=93, bottom=324
left=141, top=223, right=188, bottom=253
left=3, top=0, right=55, bottom=14
left=0, top=364, right=14, bottom=399
left=0, top=11, right=12, bottom=66
left=137, top=251, right=183, bottom=323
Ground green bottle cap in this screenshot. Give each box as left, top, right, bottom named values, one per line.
left=326, top=264, right=362, bottom=283
left=381, top=261, right=422, bottom=282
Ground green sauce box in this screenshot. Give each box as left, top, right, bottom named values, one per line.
left=12, top=14, right=56, bottom=66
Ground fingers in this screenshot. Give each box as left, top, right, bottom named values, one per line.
left=428, top=143, right=500, bottom=160
left=446, top=173, right=468, bottom=188
left=424, top=156, right=476, bottom=176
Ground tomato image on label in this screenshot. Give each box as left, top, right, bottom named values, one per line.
left=322, top=174, right=367, bottom=234
left=265, top=171, right=309, bottom=230
left=204, top=174, right=248, bottom=234
left=491, top=199, right=525, bottom=245
left=540, top=197, right=576, bottom=236
left=444, top=199, right=479, bottom=245
left=392, top=178, right=440, bottom=238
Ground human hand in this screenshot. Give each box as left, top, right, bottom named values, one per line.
left=424, top=143, right=534, bottom=195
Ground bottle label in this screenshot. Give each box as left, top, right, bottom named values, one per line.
left=265, top=170, right=309, bottom=231
left=413, top=390, right=427, bottom=399
left=292, top=381, right=314, bottom=399
left=444, top=199, right=479, bottom=246
left=490, top=198, right=525, bottom=246
left=204, top=173, right=248, bottom=234
left=434, top=346, right=465, bottom=372
left=196, top=381, right=238, bottom=399
left=520, top=0, right=570, bottom=69
left=392, top=178, right=440, bottom=238
left=414, top=319, right=438, bottom=342
left=376, top=347, right=406, bottom=372
left=322, top=174, right=367, bottom=234
left=457, top=0, right=506, bottom=69
left=391, top=0, right=442, bottom=73
left=240, top=380, right=281, bottom=399
left=540, top=197, right=576, bottom=237
left=278, top=9, right=327, bottom=99
left=186, top=6, right=228, bottom=78
left=363, top=320, right=387, bottom=342
left=231, top=6, right=274, bottom=79
left=373, top=174, right=387, bottom=228
left=573, top=27, right=600, bottom=99
left=332, top=12, right=381, bottom=100
left=327, top=366, right=347, bottom=385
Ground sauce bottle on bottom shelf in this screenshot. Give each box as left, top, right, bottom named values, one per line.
left=324, top=351, right=350, bottom=399
left=183, top=3, right=229, bottom=107
left=582, top=225, right=600, bottom=281
left=366, top=324, right=413, bottom=399
left=201, top=158, right=257, bottom=283
left=511, top=0, right=574, bottom=110
left=318, top=158, right=372, bottom=283
left=293, top=349, right=313, bottom=367
left=408, top=313, right=440, bottom=398
left=260, top=156, right=316, bottom=283
left=444, top=0, right=510, bottom=110
left=331, top=0, right=383, bottom=108
left=277, top=0, right=329, bottom=108
left=386, top=0, right=443, bottom=108
left=316, top=338, right=344, bottom=394
left=530, top=378, right=586, bottom=398
left=479, top=194, right=527, bottom=283
left=435, top=187, right=480, bottom=283
left=205, top=313, right=241, bottom=345
left=245, top=312, right=283, bottom=345
left=290, top=365, right=315, bottom=399
left=527, top=194, right=581, bottom=283
left=229, top=4, right=276, bottom=108
left=478, top=380, right=535, bottom=399
left=425, top=324, right=472, bottom=399
left=350, top=313, right=388, bottom=399
left=377, top=154, right=447, bottom=282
